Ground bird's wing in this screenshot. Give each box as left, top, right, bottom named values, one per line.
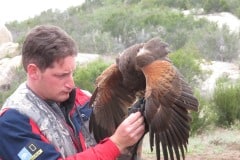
left=89, top=63, right=136, bottom=142
left=141, top=60, right=198, bottom=160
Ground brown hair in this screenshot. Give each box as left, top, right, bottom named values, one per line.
left=22, top=25, right=78, bottom=71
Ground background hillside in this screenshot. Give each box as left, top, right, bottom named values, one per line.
left=5, top=0, right=240, bottom=60
left=2, top=0, right=240, bottom=159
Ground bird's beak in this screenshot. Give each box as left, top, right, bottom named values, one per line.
left=165, top=46, right=171, bottom=53
left=137, top=47, right=147, bottom=56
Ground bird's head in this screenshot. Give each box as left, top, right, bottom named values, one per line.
left=137, top=37, right=170, bottom=58
left=136, top=37, right=170, bottom=68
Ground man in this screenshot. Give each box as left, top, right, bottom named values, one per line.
left=0, top=25, right=145, bottom=160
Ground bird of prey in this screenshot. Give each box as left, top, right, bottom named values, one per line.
left=89, top=37, right=199, bottom=160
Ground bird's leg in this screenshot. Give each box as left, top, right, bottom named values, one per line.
left=125, top=98, right=148, bottom=160
left=128, top=98, right=146, bottom=115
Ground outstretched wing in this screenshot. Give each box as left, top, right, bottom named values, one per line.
left=89, top=63, right=136, bottom=142
left=140, top=60, right=198, bottom=160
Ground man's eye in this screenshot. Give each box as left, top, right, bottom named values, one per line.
left=56, top=74, right=68, bottom=79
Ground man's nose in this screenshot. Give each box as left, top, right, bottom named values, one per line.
left=65, top=75, right=75, bottom=89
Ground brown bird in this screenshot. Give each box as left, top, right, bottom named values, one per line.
left=89, top=37, right=199, bottom=160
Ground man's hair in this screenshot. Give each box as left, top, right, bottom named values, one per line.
left=22, top=24, right=78, bottom=71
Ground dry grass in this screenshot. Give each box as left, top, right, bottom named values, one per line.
left=141, top=127, right=240, bottom=160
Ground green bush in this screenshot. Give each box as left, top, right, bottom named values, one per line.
left=74, top=58, right=111, bottom=92
left=236, top=6, right=240, bottom=18
left=189, top=22, right=240, bottom=62
left=203, top=0, right=230, bottom=13
left=190, top=89, right=217, bottom=135
left=213, top=76, right=240, bottom=126
left=169, top=44, right=203, bottom=86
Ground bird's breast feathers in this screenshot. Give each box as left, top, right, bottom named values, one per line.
left=142, top=60, right=176, bottom=84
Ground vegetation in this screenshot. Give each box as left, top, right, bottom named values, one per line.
left=6, top=0, right=240, bottom=62
left=213, top=77, right=240, bottom=126
left=74, top=58, right=111, bottom=92
left=169, top=44, right=202, bottom=86
left=1, top=0, right=240, bottom=136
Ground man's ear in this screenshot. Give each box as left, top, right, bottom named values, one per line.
left=27, top=64, right=39, bottom=80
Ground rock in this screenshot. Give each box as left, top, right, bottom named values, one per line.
left=200, top=61, right=240, bottom=96
left=0, top=25, right=19, bottom=59
left=198, top=12, right=240, bottom=33
left=75, top=53, right=100, bottom=65
left=0, top=42, right=20, bottom=59
left=0, top=25, right=12, bottom=45
left=0, top=55, right=22, bottom=92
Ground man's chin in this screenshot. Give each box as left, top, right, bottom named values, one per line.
left=58, top=93, right=70, bottom=103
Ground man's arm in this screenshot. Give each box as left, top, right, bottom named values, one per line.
left=0, top=109, right=61, bottom=160
left=0, top=109, right=121, bottom=160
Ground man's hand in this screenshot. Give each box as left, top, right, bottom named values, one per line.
left=110, top=112, right=145, bottom=153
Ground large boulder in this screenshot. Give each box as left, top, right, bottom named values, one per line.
left=201, top=61, right=240, bottom=96
left=0, top=25, right=12, bottom=45
left=0, top=25, right=19, bottom=59
left=0, top=42, right=20, bottom=59
left=75, top=53, right=100, bottom=65
left=198, top=12, right=240, bottom=33
left=0, top=55, right=22, bottom=91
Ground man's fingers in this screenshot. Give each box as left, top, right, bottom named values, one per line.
left=125, top=111, right=142, bottom=124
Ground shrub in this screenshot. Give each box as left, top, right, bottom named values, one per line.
left=74, top=58, right=111, bottom=92
left=190, top=89, right=217, bottom=135
left=213, top=76, right=240, bottom=126
left=203, top=0, right=230, bottom=13
left=190, top=23, right=240, bottom=62
left=169, top=44, right=203, bottom=86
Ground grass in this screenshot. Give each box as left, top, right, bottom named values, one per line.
left=141, top=127, right=240, bottom=160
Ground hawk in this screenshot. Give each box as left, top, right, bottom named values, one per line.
left=89, top=37, right=199, bottom=160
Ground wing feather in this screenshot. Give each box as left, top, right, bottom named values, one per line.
left=89, top=63, right=136, bottom=142
left=160, top=132, right=168, bottom=160
left=139, top=60, right=198, bottom=160
left=155, top=134, right=161, bottom=160
left=164, top=131, right=175, bottom=160
left=168, top=126, right=182, bottom=159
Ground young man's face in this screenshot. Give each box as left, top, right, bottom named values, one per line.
left=35, top=56, right=76, bottom=103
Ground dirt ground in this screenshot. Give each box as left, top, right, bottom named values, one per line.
left=141, top=127, right=240, bottom=160
left=142, top=149, right=240, bottom=160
